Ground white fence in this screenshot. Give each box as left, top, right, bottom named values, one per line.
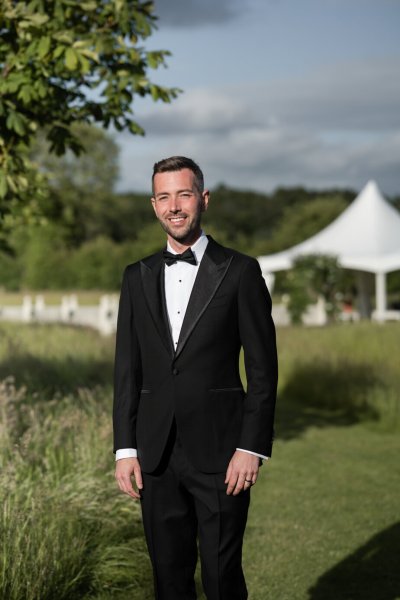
left=3, top=294, right=392, bottom=334
left=0, top=295, right=119, bottom=336
left=0, top=294, right=332, bottom=334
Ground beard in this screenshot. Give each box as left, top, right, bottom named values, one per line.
left=158, top=210, right=202, bottom=244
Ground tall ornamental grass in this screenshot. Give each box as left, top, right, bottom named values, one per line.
left=0, top=375, right=152, bottom=600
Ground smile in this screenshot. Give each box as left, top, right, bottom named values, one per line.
left=169, top=217, right=186, bottom=223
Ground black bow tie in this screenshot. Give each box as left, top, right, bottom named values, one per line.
left=163, top=248, right=197, bottom=266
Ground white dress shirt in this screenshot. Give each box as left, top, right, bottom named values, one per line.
left=115, top=232, right=268, bottom=461
left=164, top=232, right=209, bottom=350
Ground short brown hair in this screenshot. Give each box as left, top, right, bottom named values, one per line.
left=152, top=156, right=204, bottom=194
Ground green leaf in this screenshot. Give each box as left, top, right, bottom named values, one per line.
left=4, top=77, right=22, bottom=94
left=53, top=32, right=74, bottom=45
left=149, top=84, right=159, bottom=101
left=80, top=49, right=99, bottom=63
left=18, top=85, right=33, bottom=104
left=38, top=36, right=51, bottom=58
left=27, top=13, right=49, bottom=26
left=6, top=175, right=18, bottom=193
left=114, top=0, right=124, bottom=13
left=36, top=82, right=47, bottom=99
left=147, top=51, right=163, bottom=69
left=6, top=112, right=27, bottom=136
left=0, top=172, right=8, bottom=199
left=77, top=54, right=90, bottom=74
left=128, top=120, right=145, bottom=136
left=53, top=45, right=65, bottom=59
left=17, top=175, right=29, bottom=190
left=80, top=1, right=97, bottom=10
left=65, top=48, right=78, bottom=70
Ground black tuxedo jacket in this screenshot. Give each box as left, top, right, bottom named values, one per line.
left=113, top=237, right=278, bottom=474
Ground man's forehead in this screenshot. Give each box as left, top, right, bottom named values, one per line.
left=153, top=169, right=195, bottom=189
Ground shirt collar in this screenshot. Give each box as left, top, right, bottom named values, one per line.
left=166, top=231, right=208, bottom=264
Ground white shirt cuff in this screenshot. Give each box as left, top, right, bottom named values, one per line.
left=115, top=447, right=268, bottom=461
left=115, top=448, right=137, bottom=461
left=236, top=448, right=269, bottom=461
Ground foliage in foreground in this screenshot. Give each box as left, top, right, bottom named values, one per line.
left=0, top=378, right=151, bottom=600
left=0, top=323, right=152, bottom=599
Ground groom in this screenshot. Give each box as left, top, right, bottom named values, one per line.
left=113, top=156, right=278, bottom=599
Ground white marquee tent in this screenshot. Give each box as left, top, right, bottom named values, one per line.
left=258, top=181, right=400, bottom=319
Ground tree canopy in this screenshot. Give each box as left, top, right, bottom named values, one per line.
left=33, top=123, right=120, bottom=245
left=0, top=0, right=179, bottom=214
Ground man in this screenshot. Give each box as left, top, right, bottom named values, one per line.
left=113, top=156, right=278, bottom=599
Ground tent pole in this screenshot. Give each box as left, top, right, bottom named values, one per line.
left=375, top=272, right=387, bottom=321
left=356, top=271, right=373, bottom=318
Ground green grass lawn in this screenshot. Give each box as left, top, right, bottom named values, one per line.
left=244, top=426, right=400, bottom=600
left=0, top=322, right=399, bottom=600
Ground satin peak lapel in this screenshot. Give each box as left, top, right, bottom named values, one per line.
left=175, top=243, right=232, bottom=358
left=140, top=255, right=174, bottom=357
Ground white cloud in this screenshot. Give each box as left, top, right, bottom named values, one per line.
left=118, top=57, right=400, bottom=194
left=139, top=57, right=400, bottom=135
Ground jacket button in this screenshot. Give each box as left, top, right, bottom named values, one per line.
left=172, top=367, right=179, bottom=375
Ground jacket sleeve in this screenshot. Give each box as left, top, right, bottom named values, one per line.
left=113, top=266, right=142, bottom=453
left=237, top=258, right=278, bottom=457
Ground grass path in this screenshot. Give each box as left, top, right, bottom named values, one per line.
left=243, top=425, right=400, bottom=599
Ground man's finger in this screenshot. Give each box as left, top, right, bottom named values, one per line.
left=224, top=461, right=233, bottom=485
left=128, top=489, right=141, bottom=499
left=227, top=469, right=245, bottom=495
left=118, top=475, right=132, bottom=493
left=232, top=473, right=247, bottom=496
left=123, top=479, right=140, bottom=499
left=115, top=457, right=142, bottom=499
left=117, top=474, right=140, bottom=499
left=226, top=470, right=239, bottom=495
left=133, top=465, right=143, bottom=490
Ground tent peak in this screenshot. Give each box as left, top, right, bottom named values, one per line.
left=357, top=180, right=385, bottom=204
left=258, top=179, right=400, bottom=275
left=364, top=179, right=378, bottom=190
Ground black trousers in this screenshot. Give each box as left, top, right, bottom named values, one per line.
left=140, top=423, right=250, bottom=600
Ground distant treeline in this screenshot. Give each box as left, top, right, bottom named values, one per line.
left=1, top=125, right=399, bottom=292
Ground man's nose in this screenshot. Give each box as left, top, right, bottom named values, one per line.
left=169, top=196, right=181, bottom=212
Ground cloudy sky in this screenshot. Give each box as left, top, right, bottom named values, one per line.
left=117, top=0, right=400, bottom=195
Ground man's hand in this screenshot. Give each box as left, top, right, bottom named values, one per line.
left=115, top=457, right=143, bottom=500
left=225, top=450, right=260, bottom=496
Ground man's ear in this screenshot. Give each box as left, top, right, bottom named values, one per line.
left=201, top=190, right=210, bottom=212
left=151, top=197, right=157, bottom=215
